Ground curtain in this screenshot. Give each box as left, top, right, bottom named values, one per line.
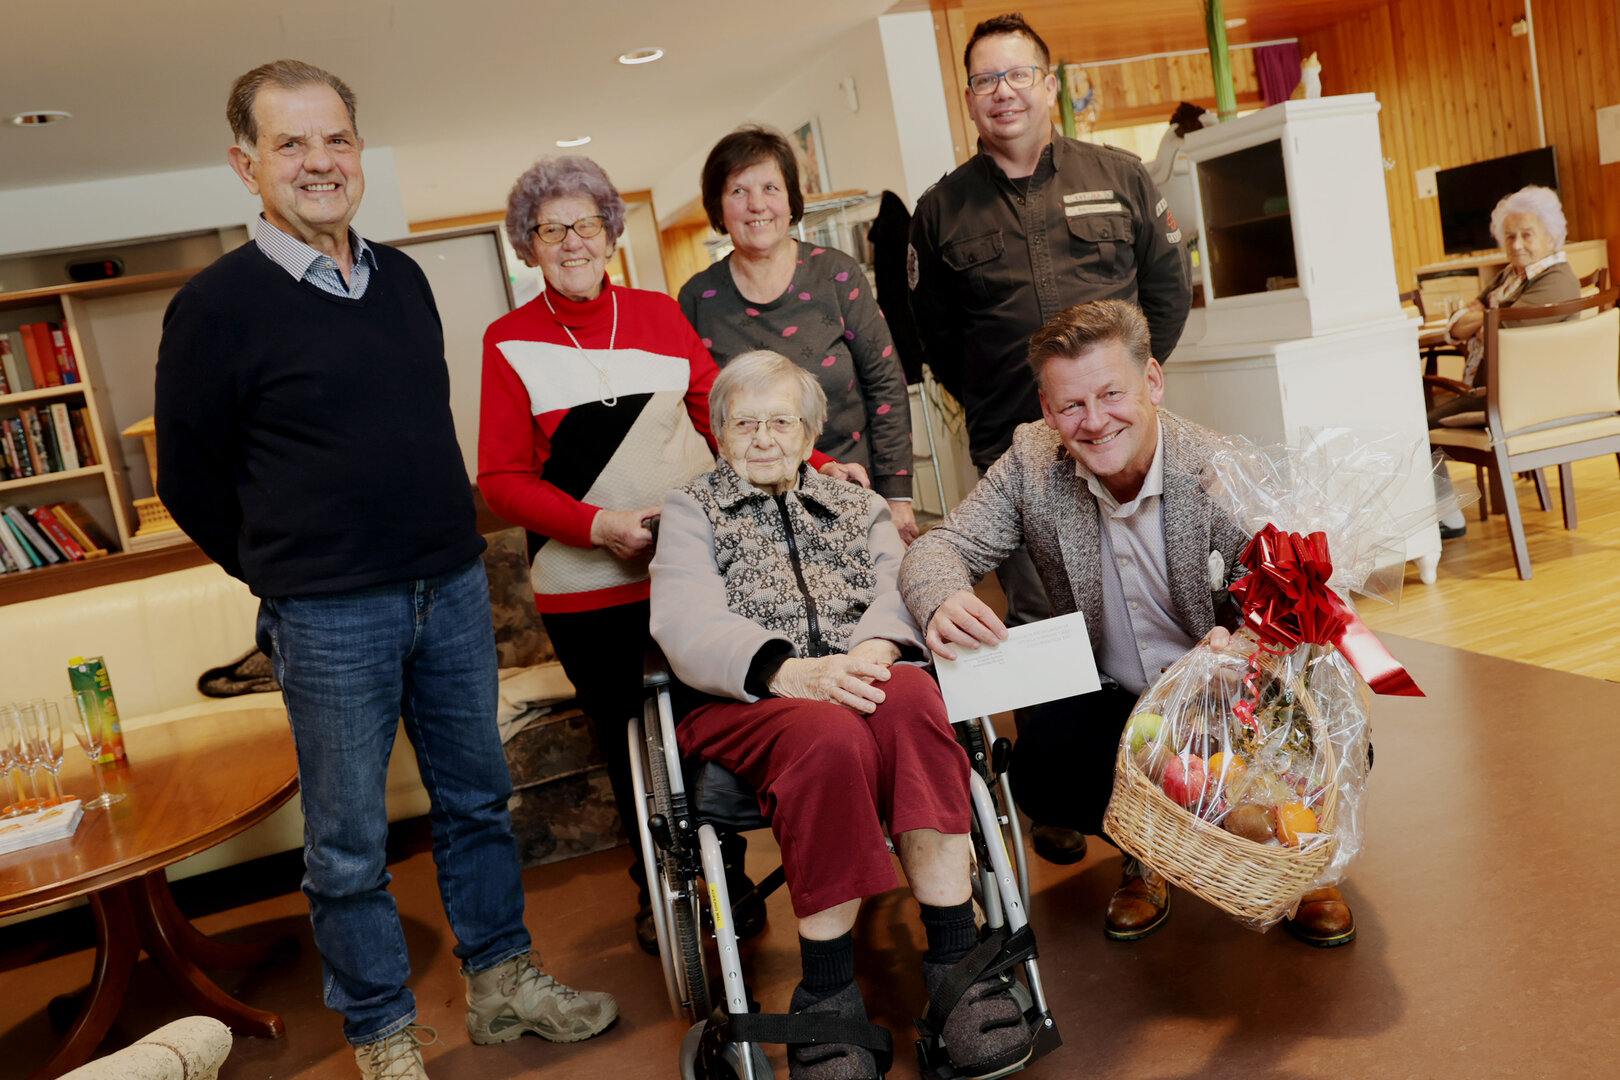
left=1256, top=42, right=1302, bottom=106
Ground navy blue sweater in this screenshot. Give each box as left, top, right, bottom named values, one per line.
left=155, top=241, right=483, bottom=597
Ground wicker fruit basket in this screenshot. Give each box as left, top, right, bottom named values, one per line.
left=1102, top=675, right=1338, bottom=925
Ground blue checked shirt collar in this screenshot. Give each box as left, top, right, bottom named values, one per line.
left=253, top=215, right=376, bottom=299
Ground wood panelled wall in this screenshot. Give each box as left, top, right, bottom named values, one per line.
left=1300, top=0, right=1620, bottom=287
left=929, top=0, right=1264, bottom=163
left=1083, top=50, right=1263, bottom=129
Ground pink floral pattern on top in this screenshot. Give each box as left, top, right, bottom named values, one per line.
left=678, top=239, right=913, bottom=499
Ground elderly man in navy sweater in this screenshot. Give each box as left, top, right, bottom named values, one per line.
left=154, top=60, right=617, bottom=1080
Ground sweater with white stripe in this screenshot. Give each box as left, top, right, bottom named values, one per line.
left=478, top=282, right=718, bottom=613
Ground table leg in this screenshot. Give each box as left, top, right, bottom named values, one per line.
left=27, top=888, right=140, bottom=1080
left=141, top=870, right=292, bottom=971
left=126, top=871, right=286, bottom=1038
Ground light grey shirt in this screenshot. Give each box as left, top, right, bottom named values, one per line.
left=1077, top=426, right=1196, bottom=694
left=253, top=215, right=375, bottom=299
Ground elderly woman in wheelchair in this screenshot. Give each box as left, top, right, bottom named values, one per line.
left=645, top=350, right=1052, bottom=1080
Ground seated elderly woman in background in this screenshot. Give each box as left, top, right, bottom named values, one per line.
left=1428, top=184, right=1581, bottom=536
left=1432, top=184, right=1581, bottom=420
left=649, top=351, right=1033, bottom=1080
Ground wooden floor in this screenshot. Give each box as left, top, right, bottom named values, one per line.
left=1361, top=456, right=1620, bottom=682
left=5, top=457, right=1619, bottom=1078
left=3, top=636, right=1616, bottom=1080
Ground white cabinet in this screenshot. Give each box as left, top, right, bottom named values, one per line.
left=1185, top=95, right=1402, bottom=347
left=1163, top=319, right=1441, bottom=582
left=1168, top=96, right=1441, bottom=584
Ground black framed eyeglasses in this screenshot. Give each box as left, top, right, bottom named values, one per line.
left=967, top=65, right=1045, bottom=96
left=532, top=215, right=606, bottom=245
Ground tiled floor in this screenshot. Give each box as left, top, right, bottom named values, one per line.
left=4, top=635, right=1616, bottom=1079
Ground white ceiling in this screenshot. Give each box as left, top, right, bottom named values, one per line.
left=0, top=0, right=898, bottom=223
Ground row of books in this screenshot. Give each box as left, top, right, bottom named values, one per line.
left=0, top=501, right=113, bottom=573
left=0, top=322, right=81, bottom=395
left=0, top=402, right=98, bottom=481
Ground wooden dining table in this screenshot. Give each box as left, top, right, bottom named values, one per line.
left=0, top=705, right=300, bottom=1080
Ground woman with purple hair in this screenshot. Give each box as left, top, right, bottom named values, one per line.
left=478, top=155, right=748, bottom=952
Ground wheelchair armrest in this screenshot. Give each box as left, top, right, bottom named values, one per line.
left=643, top=646, right=672, bottom=688
left=1423, top=374, right=1473, bottom=396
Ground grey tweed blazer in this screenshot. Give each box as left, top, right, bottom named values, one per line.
left=898, top=410, right=1250, bottom=668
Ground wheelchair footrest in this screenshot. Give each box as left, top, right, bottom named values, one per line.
left=723, top=1009, right=896, bottom=1075
left=915, top=1013, right=1061, bottom=1080
left=913, top=925, right=1059, bottom=1080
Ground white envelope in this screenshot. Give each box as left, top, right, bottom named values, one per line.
left=932, top=611, right=1102, bottom=722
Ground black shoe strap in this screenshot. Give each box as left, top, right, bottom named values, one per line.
left=920, top=925, right=1036, bottom=1037
left=727, top=1011, right=894, bottom=1072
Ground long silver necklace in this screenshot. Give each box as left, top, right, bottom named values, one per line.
left=544, top=288, right=619, bottom=406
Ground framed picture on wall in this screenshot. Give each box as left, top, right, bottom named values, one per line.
left=791, top=117, right=831, bottom=197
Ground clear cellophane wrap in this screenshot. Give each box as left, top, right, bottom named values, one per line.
left=1103, top=430, right=1439, bottom=931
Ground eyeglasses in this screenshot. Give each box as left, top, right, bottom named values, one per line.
left=967, top=65, right=1045, bottom=96
left=726, top=415, right=802, bottom=438
left=532, top=215, right=606, bottom=245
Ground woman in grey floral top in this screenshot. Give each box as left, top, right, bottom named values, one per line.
left=680, top=125, right=919, bottom=543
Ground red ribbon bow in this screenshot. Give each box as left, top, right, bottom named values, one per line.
left=1228, top=524, right=1423, bottom=698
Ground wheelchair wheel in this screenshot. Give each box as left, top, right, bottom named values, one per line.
left=645, top=694, right=713, bottom=1021
left=681, top=1018, right=773, bottom=1080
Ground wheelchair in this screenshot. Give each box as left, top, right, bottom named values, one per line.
left=628, top=655, right=1061, bottom=1080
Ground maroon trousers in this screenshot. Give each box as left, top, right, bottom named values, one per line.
left=677, top=664, right=971, bottom=918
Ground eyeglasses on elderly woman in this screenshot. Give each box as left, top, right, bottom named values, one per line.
left=533, top=215, right=606, bottom=244
left=724, top=414, right=803, bottom=438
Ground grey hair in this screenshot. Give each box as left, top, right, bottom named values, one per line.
left=227, top=60, right=358, bottom=156
left=1490, top=185, right=1566, bottom=251
left=710, top=350, right=827, bottom=441
left=504, top=156, right=627, bottom=265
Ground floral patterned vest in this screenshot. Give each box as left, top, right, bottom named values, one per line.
left=682, top=461, right=878, bottom=658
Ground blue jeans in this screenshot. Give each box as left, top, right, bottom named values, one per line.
left=256, top=557, right=530, bottom=1045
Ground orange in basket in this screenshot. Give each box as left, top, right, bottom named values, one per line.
left=1275, top=803, right=1318, bottom=846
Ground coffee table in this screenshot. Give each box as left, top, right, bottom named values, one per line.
left=0, top=705, right=300, bottom=1080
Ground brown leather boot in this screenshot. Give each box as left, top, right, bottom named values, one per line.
left=1104, top=861, right=1170, bottom=941
left=1285, top=885, right=1356, bottom=947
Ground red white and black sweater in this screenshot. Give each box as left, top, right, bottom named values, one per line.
left=479, top=282, right=719, bottom=613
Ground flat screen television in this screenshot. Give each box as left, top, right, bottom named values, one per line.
left=1436, top=147, right=1559, bottom=255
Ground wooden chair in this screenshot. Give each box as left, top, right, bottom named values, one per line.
left=1409, top=288, right=1469, bottom=412
left=1428, top=287, right=1620, bottom=579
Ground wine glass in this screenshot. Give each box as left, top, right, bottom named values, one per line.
left=6, top=704, right=47, bottom=814
left=31, top=701, right=69, bottom=808
left=67, top=692, right=123, bottom=809
left=0, top=705, right=32, bottom=818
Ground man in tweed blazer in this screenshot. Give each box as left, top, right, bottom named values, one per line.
left=898, top=300, right=1358, bottom=947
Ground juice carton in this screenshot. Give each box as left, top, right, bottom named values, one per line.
left=67, top=656, right=127, bottom=765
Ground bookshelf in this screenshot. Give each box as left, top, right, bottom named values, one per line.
left=0, top=269, right=199, bottom=591
left=0, top=225, right=515, bottom=603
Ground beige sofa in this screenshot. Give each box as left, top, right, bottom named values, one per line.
left=0, top=528, right=615, bottom=897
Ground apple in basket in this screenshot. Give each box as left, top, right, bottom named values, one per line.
left=1160, top=753, right=1208, bottom=808
left=1125, top=712, right=1165, bottom=755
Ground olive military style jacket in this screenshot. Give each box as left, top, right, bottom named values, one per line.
left=908, top=137, right=1192, bottom=468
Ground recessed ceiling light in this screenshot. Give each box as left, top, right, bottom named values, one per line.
left=9, top=110, right=72, bottom=127
left=618, top=47, right=664, bottom=65
left=1223, top=17, right=1247, bottom=28
left=556, top=136, right=592, bottom=148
